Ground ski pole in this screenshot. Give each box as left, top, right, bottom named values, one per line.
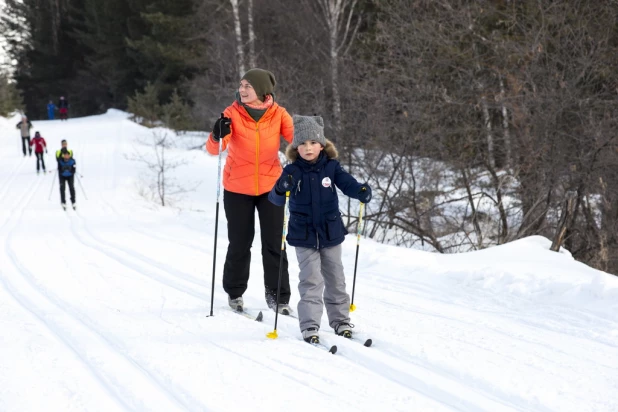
left=350, top=201, right=365, bottom=312
left=76, top=175, right=88, bottom=200
left=48, top=170, right=57, bottom=200
left=267, top=190, right=290, bottom=339
left=207, top=115, right=225, bottom=317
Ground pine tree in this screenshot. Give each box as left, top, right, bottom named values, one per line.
left=127, top=82, right=161, bottom=127
left=125, top=0, right=196, bottom=102
left=0, top=72, right=24, bottom=116
left=162, top=89, right=195, bottom=132
left=1, top=0, right=85, bottom=118
left=68, top=0, right=144, bottom=113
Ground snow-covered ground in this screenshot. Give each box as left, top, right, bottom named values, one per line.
left=1, top=111, right=618, bottom=412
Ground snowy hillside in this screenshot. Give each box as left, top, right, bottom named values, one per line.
left=1, top=111, right=618, bottom=412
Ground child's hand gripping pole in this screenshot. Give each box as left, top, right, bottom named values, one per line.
left=267, top=190, right=291, bottom=339
left=350, top=190, right=366, bottom=312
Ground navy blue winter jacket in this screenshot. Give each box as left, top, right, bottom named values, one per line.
left=58, top=158, right=76, bottom=177
left=268, top=141, right=369, bottom=249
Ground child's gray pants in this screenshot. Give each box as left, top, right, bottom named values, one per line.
left=295, top=244, right=350, bottom=332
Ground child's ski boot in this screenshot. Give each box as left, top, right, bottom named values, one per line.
left=302, top=328, right=320, bottom=344
left=335, top=323, right=354, bottom=339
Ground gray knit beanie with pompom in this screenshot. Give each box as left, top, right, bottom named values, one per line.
left=292, top=115, right=326, bottom=149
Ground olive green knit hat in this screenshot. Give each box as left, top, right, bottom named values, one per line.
left=241, top=68, right=276, bottom=102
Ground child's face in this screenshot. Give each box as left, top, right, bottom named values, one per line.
left=298, top=141, right=323, bottom=162
left=62, top=154, right=70, bottom=161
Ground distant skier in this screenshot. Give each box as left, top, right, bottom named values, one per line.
left=16, top=116, right=33, bottom=156
left=30, top=131, right=48, bottom=174
left=55, top=139, right=73, bottom=164
left=57, top=148, right=77, bottom=210
left=268, top=115, right=372, bottom=345
left=58, top=96, right=69, bottom=121
left=47, top=100, right=56, bottom=120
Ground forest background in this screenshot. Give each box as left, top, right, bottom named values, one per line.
left=2, top=0, right=617, bottom=275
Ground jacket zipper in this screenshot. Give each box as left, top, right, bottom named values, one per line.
left=242, top=104, right=270, bottom=196
left=255, top=122, right=260, bottom=195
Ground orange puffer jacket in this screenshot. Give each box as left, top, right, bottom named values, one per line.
left=206, top=100, right=294, bottom=196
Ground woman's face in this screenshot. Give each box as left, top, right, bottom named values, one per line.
left=238, top=80, right=261, bottom=105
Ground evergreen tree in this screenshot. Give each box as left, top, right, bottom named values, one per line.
left=162, top=89, right=195, bottom=132
left=0, top=72, right=24, bottom=116
left=125, top=0, right=197, bottom=101
left=1, top=0, right=197, bottom=117
left=68, top=0, right=143, bottom=113
left=1, top=0, right=85, bottom=118
left=127, top=82, right=160, bottom=127
left=128, top=84, right=195, bottom=130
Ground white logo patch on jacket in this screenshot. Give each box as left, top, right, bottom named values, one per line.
left=322, top=177, right=331, bottom=188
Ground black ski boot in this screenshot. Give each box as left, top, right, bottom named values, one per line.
left=265, top=291, right=293, bottom=315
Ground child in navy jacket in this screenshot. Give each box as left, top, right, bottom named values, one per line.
left=57, top=148, right=77, bottom=209
left=268, top=115, right=372, bottom=345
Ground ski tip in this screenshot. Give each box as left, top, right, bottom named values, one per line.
left=329, top=345, right=338, bottom=354
left=255, top=311, right=263, bottom=322
left=364, top=339, right=373, bottom=347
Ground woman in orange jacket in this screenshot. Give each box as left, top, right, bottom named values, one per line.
left=206, top=68, right=294, bottom=314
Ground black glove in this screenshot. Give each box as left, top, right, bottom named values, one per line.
left=212, top=113, right=231, bottom=142
left=357, top=185, right=372, bottom=203
left=275, top=174, right=295, bottom=194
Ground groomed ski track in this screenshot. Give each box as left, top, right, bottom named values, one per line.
left=1, top=111, right=617, bottom=412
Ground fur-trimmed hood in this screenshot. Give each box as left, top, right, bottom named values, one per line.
left=285, top=139, right=338, bottom=162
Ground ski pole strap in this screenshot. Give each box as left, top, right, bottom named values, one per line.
left=357, top=202, right=365, bottom=245
left=281, top=191, right=290, bottom=250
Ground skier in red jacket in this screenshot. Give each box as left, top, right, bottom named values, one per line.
left=30, top=131, right=48, bottom=174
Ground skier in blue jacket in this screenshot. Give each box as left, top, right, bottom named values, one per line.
left=57, top=148, right=77, bottom=210
left=47, top=100, right=56, bottom=120
left=268, top=115, right=372, bottom=345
